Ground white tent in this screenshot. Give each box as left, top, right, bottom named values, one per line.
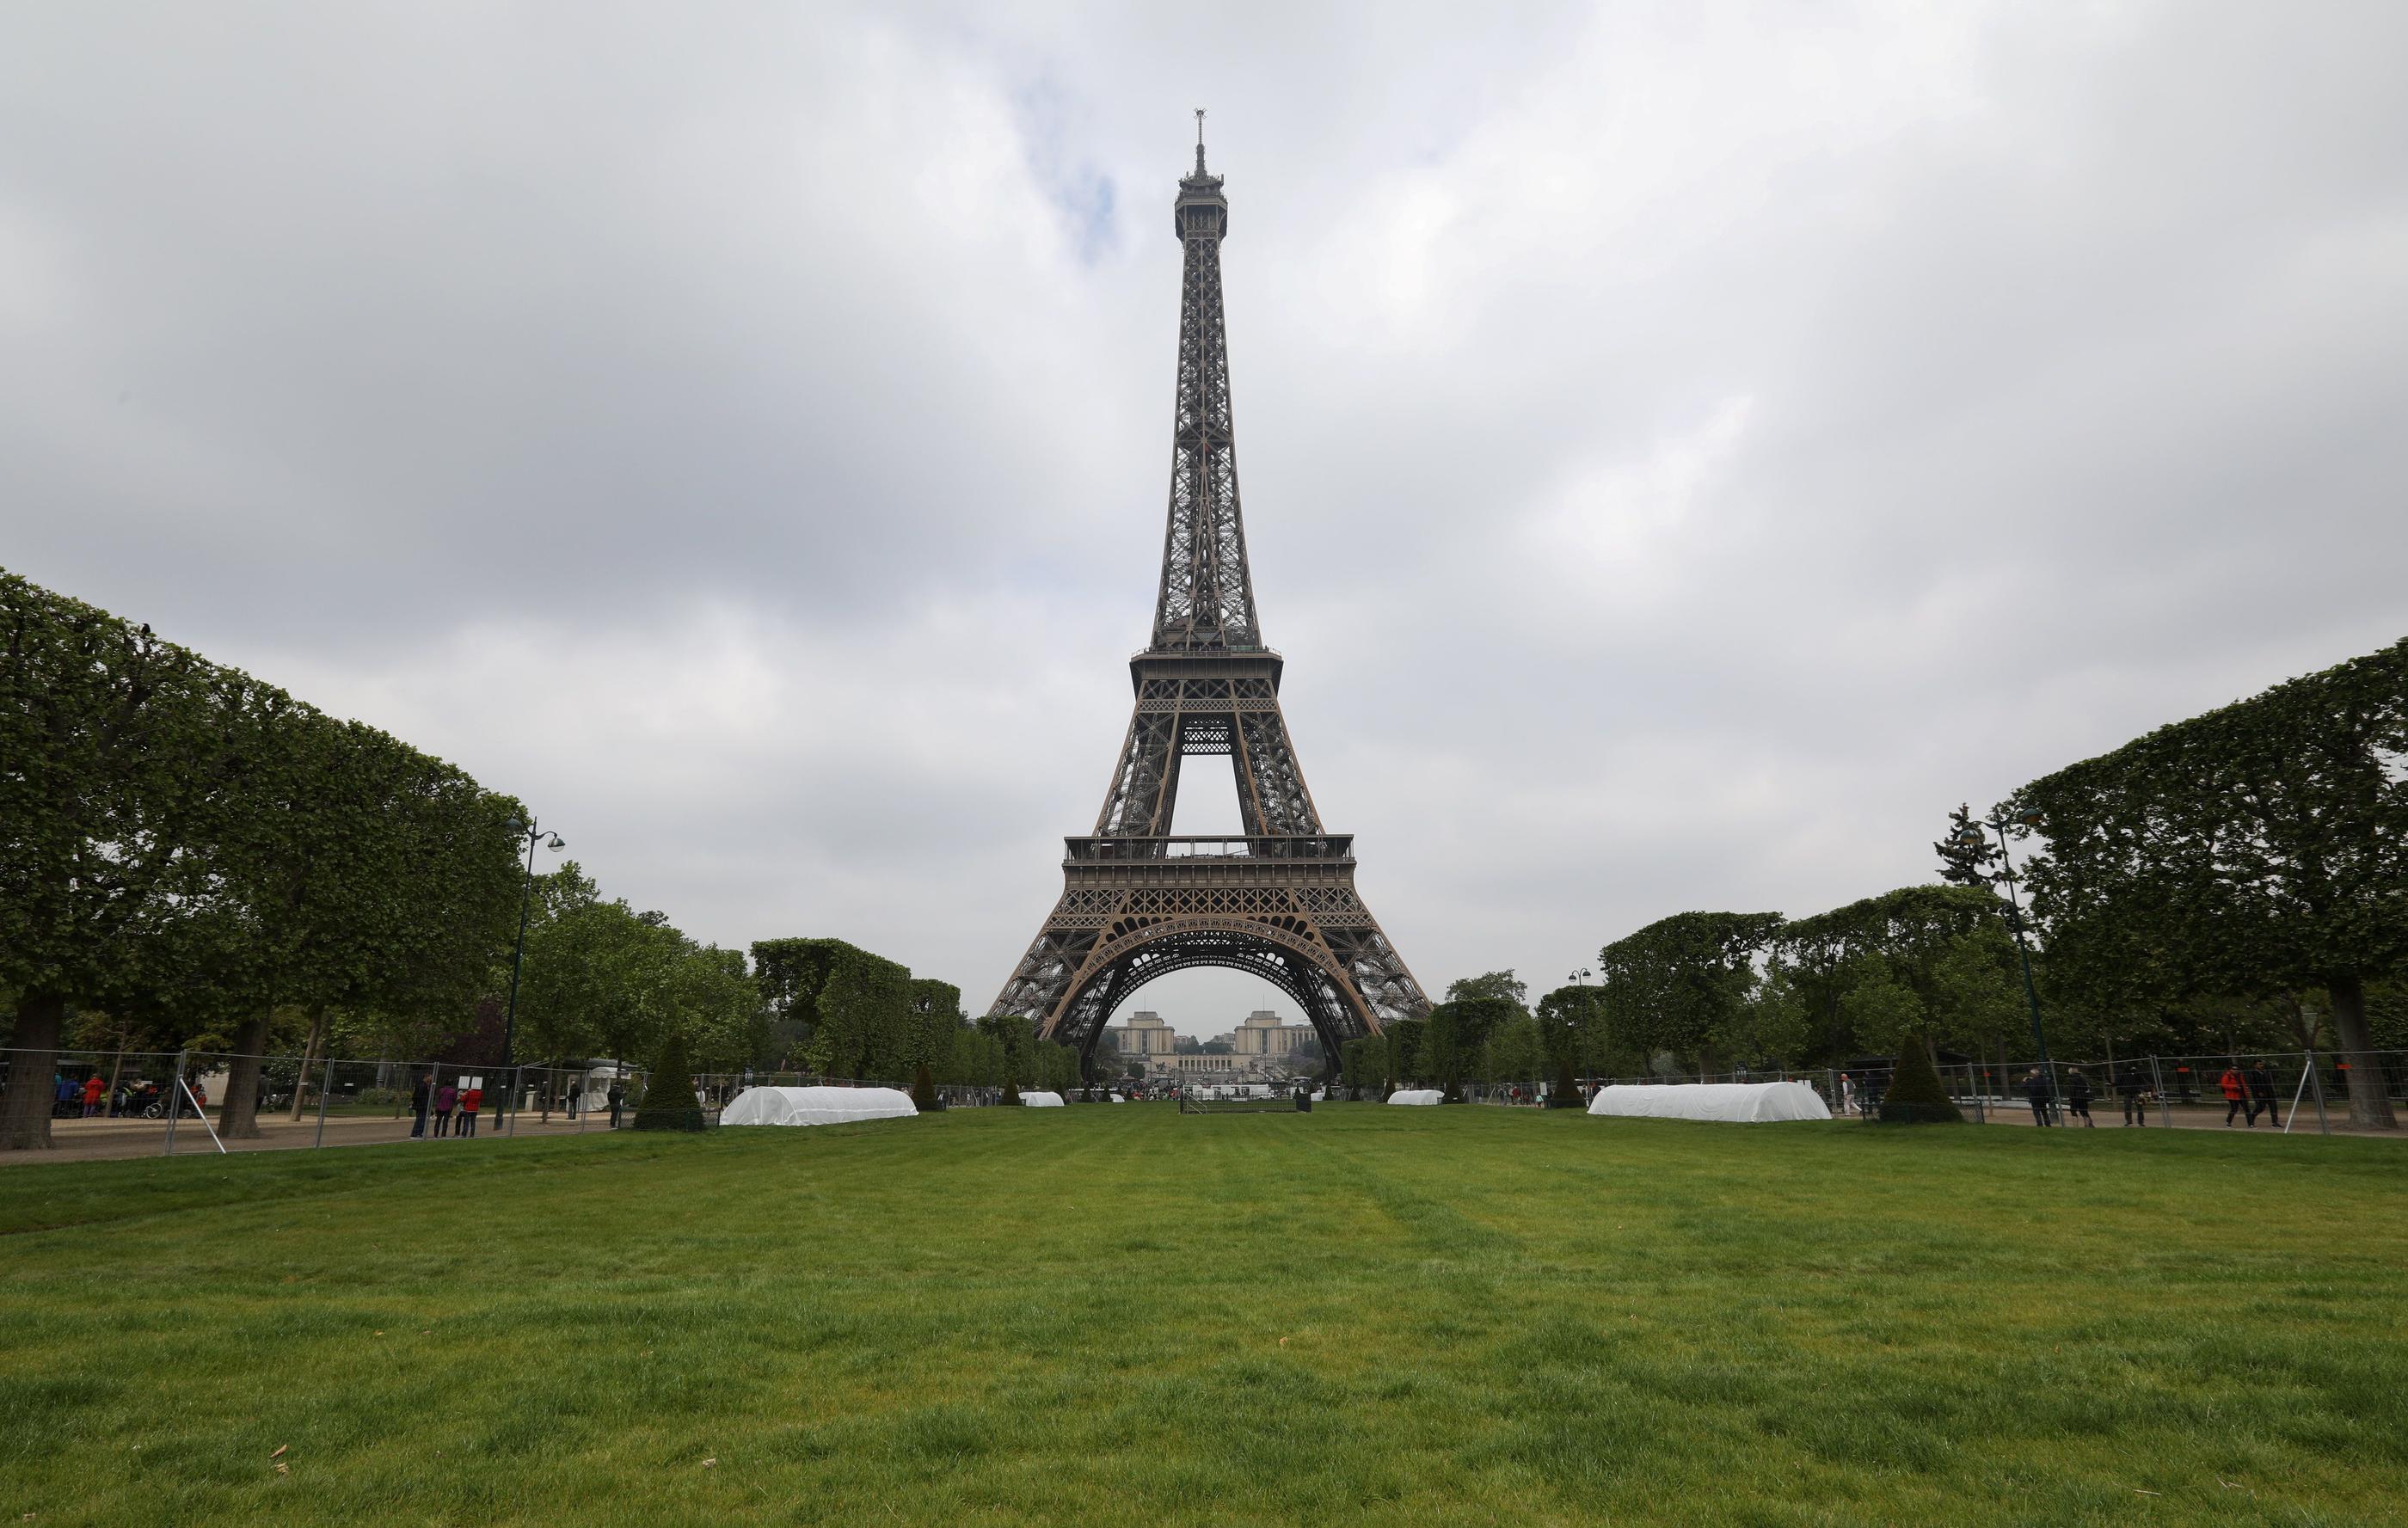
left=1387, top=1089, right=1444, bottom=1106
left=719, top=1086, right=918, bottom=1127
left=1019, top=1091, right=1066, bottom=1108
left=1586, top=1081, right=1832, bottom=1123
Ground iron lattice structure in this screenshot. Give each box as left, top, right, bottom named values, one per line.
left=988, top=137, right=1430, bottom=1065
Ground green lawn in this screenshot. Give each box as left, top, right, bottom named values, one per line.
left=2, top=1106, right=2403, bottom=1526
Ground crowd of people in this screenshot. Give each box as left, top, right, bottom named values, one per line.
left=2015, top=1060, right=2283, bottom=1127
left=22, top=1071, right=199, bottom=1120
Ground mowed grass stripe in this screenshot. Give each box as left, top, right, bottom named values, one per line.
left=1, top=1104, right=2403, bottom=1526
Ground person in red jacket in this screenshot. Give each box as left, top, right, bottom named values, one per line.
left=2220, top=1065, right=2248, bottom=1126
left=458, top=1083, right=483, bottom=1138
left=81, top=1073, right=106, bottom=1118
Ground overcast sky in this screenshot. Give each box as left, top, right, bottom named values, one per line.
left=5, top=2, right=2403, bottom=1033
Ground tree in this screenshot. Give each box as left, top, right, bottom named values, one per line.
left=980, top=1014, right=1032, bottom=1102
left=1737, top=962, right=1816, bottom=1069
left=2006, top=640, right=2407, bottom=1126
left=1877, top=1031, right=1963, bottom=1124
left=906, top=979, right=961, bottom=1108
left=1478, top=1015, right=1542, bottom=1089
left=1932, top=803, right=2001, bottom=888
left=1445, top=971, right=1529, bottom=1008
left=1433, top=996, right=1521, bottom=1096
left=750, top=938, right=912, bottom=1080
left=1381, top=1016, right=1426, bottom=1096
left=631, top=1030, right=705, bottom=1132
left=1773, top=887, right=2022, bottom=1068
left=1533, top=985, right=1599, bottom=1106
left=1598, top=912, right=1784, bottom=1075
left=1422, top=1005, right=1465, bottom=1100
left=1836, top=955, right=1926, bottom=1057
left=1341, top=1035, right=1380, bottom=1098
left=2, top=577, right=220, bottom=1149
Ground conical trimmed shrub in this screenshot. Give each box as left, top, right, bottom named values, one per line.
left=1546, top=1053, right=1585, bottom=1109
left=911, top=1061, right=941, bottom=1112
left=631, top=1032, right=708, bottom=1132
left=1878, top=1034, right=1964, bottom=1124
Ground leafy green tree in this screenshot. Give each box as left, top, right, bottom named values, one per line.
left=1737, top=962, right=1816, bottom=1069
left=2, top=578, right=220, bottom=1149
left=980, top=1014, right=1033, bottom=1102
left=1381, top=1016, right=1426, bottom=1096
left=2006, top=640, right=2407, bottom=1127
left=1836, top=954, right=1926, bottom=1057
left=1341, top=1035, right=1379, bottom=1097
left=1599, top=912, right=1784, bottom=1074
left=1445, top=971, right=1529, bottom=1007
left=1773, top=887, right=2021, bottom=1068
left=1534, top=985, right=1600, bottom=1105
left=173, top=697, right=517, bottom=1139
left=1422, top=1006, right=1467, bottom=1099
left=906, top=979, right=961, bottom=1108
left=676, top=944, right=765, bottom=1073
left=1478, top=1015, right=1542, bottom=1088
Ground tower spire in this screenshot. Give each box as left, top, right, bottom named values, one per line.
left=1154, top=126, right=1257, bottom=652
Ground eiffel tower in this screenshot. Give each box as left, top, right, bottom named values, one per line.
left=987, top=126, right=1430, bottom=1065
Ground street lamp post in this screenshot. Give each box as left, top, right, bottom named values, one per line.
left=1558, top=968, right=1594, bottom=1106
left=501, top=818, right=566, bottom=1111
left=1959, top=813, right=2056, bottom=1117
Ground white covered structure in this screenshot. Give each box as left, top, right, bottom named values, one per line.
left=1018, top=1091, right=1066, bottom=1108
left=1586, top=1081, right=1833, bottom=1123
left=719, top=1086, right=918, bottom=1127
left=1387, top=1089, right=1444, bottom=1106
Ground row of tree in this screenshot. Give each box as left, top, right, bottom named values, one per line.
left=1340, top=972, right=1572, bottom=1102
left=752, top=937, right=1084, bottom=1101
left=3, top=570, right=1049, bottom=1146
left=2, top=570, right=525, bottom=1148
left=1552, top=639, right=2405, bottom=1127
left=1999, top=639, right=2406, bottom=1127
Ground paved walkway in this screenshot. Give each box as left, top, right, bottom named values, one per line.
left=1952, top=1098, right=2399, bottom=1138
left=0, top=1109, right=630, bottom=1166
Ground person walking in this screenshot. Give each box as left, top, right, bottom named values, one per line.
left=2062, top=1068, right=2095, bottom=1127
left=81, top=1072, right=106, bottom=1118
left=605, top=1079, right=626, bottom=1129
left=433, top=1080, right=458, bottom=1138
left=2114, top=1067, right=2149, bottom=1126
left=2219, top=1065, right=2247, bottom=1126
left=458, top=1081, right=482, bottom=1138
left=2022, top=1067, right=2055, bottom=1126
left=2245, top=1059, right=2279, bottom=1127
left=410, top=1072, right=433, bottom=1138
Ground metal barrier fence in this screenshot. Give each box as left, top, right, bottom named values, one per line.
left=11, top=1046, right=2399, bottom=1157
left=1420, top=1052, right=2406, bottom=1136
left=0, top=1048, right=1036, bottom=1160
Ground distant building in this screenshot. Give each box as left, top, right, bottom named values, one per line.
left=1231, top=1009, right=1312, bottom=1058
left=1104, top=1010, right=1177, bottom=1057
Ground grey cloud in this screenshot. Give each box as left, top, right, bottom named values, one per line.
left=4, top=1, right=2403, bottom=1026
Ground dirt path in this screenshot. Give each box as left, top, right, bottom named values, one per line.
left=1, top=1110, right=627, bottom=1166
